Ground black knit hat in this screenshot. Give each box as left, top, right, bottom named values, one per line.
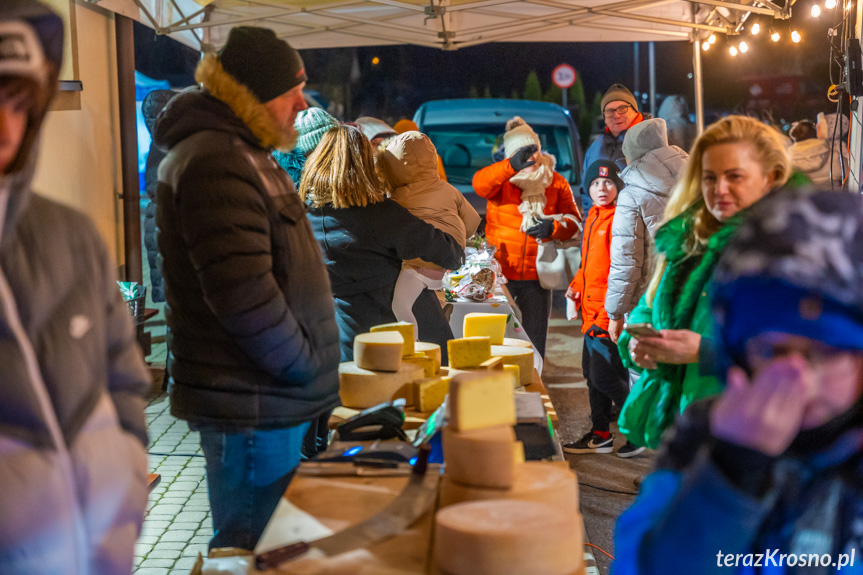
left=584, top=160, right=624, bottom=191
left=219, top=27, right=307, bottom=103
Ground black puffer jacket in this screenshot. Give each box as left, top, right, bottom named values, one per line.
left=153, top=67, right=340, bottom=429
left=142, top=90, right=174, bottom=303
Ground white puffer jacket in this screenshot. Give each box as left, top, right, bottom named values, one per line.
left=605, top=119, right=688, bottom=319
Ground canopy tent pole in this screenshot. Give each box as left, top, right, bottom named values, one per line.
left=649, top=41, right=656, bottom=116
left=117, top=13, right=142, bottom=284
left=851, top=0, right=862, bottom=192
left=692, top=32, right=705, bottom=135
left=634, top=42, right=639, bottom=95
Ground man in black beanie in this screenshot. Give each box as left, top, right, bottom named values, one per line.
left=153, top=27, right=341, bottom=551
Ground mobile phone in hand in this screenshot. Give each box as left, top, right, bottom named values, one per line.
left=624, top=322, right=661, bottom=338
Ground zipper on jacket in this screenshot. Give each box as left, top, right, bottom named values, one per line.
left=0, top=265, right=88, bottom=574
left=581, top=209, right=600, bottom=295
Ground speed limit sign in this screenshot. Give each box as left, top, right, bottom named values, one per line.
left=552, top=64, right=576, bottom=89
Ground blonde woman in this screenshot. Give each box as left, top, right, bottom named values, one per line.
left=616, top=115, right=791, bottom=449
left=301, top=125, right=464, bottom=362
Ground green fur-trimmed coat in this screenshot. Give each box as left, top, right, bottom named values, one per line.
left=616, top=205, right=743, bottom=449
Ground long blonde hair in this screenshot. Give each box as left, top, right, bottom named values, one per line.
left=645, top=115, right=790, bottom=304
left=300, top=125, right=389, bottom=208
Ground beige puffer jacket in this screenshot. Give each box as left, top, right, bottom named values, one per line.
left=381, top=131, right=481, bottom=269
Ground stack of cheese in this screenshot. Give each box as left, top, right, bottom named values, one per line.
left=434, top=370, right=584, bottom=575
left=338, top=321, right=449, bottom=412
left=458, top=313, right=535, bottom=387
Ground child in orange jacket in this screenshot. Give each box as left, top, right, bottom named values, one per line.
left=564, top=161, right=644, bottom=458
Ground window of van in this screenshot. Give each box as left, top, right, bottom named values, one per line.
left=424, top=123, right=576, bottom=186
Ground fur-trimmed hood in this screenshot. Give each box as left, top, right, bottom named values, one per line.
left=153, top=54, right=293, bottom=152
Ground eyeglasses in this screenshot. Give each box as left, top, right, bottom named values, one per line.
left=603, top=104, right=633, bottom=118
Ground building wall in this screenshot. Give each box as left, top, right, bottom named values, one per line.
left=32, top=0, right=125, bottom=266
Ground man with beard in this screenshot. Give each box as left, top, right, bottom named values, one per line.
left=153, top=27, right=341, bottom=551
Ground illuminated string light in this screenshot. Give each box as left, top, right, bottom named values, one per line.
left=771, top=31, right=781, bottom=42
left=739, top=41, right=749, bottom=53
left=811, top=4, right=822, bottom=17
left=702, top=41, right=710, bottom=51
left=751, top=22, right=760, bottom=34
left=791, top=30, right=802, bottom=43
left=708, top=34, right=717, bottom=44
left=729, top=46, right=738, bottom=56
left=825, top=0, right=837, bottom=8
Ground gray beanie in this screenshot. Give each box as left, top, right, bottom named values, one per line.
left=623, top=118, right=668, bottom=163
left=601, top=83, right=638, bottom=114
left=294, top=107, right=339, bottom=155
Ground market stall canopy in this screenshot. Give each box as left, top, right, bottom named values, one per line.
left=96, top=0, right=792, bottom=51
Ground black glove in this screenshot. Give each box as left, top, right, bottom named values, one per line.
left=509, top=145, right=539, bottom=171
left=525, top=219, right=554, bottom=240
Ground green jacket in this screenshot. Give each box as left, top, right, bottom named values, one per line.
left=617, top=204, right=742, bottom=448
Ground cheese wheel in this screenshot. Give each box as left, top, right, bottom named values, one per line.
left=338, top=361, right=424, bottom=408
left=447, top=337, right=491, bottom=369
left=434, top=500, right=583, bottom=575
left=463, top=313, right=508, bottom=345
left=449, top=372, right=516, bottom=432
left=502, top=364, right=520, bottom=388
left=502, top=337, right=532, bottom=349
left=370, top=322, right=415, bottom=356
left=354, top=332, right=404, bottom=372
left=439, top=461, right=579, bottom=516
left=490, top=345, right=533, bottom=386
left=443, top=425, right=517, bottom=488
left=414, top=342, right=442, bottom=373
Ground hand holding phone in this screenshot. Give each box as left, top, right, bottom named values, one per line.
left=624, top=322, right=661, bottom=338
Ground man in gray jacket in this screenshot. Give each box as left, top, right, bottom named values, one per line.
left=605, top=118, right=688, bottom=342
left=0, top=2, right=150, bottom=573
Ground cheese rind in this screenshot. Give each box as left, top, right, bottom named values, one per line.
left=414, top=342, right=442, bottom=373
left=434, top=500, right=583, bottom=575
left=447, top=337, right=492, bottom=369
left=443, top=425, right=517, bottom=488
left=354, top=332, right=404, bottom=372
left=438, top=461, right=580, bottom=516
left=490, top=345, right=533, bottom=386
left=502, top=337, right=532, bottom=349
left=449, top=372, right=516, bottom=432
left=413, top=377, right=450, bottom=413
left=338, top=361, right=424, bottom=408
left=463, top=313, right=508, bottom=345
left=370, top=322, right=415, bottom=356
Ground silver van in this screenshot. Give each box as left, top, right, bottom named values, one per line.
left=413, top=98, right=584, bottom=215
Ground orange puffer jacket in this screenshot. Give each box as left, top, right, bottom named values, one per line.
left=473, top=158, right=581, bottom=281
left=569, top=203, right=616, bottom=334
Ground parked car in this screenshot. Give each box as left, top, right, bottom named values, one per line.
left=413, top=99, right=584, bottom=215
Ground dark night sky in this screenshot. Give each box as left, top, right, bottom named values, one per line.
left=135, top=5, right=841, bottom=124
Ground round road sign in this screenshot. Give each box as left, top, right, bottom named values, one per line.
left=552, top=64, right=576, bottom=89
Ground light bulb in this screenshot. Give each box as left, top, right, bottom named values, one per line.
left=811, top=4, right=822, bottom=17
left=825, top=0, right=837, bottom=8
left=702, top=41, right=710, bottom=51
left=771, top=31, right=781, bottom=42
left=729, top=46, right=738, bottom=56
left=751, top=22, right=761, bottom=34
left=739, top=41, right=749, bottom=53
left=791, top=30, right=802, bottom=43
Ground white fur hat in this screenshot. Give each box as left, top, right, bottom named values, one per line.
left=503, top=116, right=541, bottom=159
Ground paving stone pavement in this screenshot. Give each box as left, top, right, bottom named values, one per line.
left=135, top=392, right=211, bottom=574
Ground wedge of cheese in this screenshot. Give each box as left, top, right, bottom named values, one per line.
left=502, top=337, right=532, bottom=349
left=449, top=371, right=516, bottom=432
left=414, top=342, right=442, bottom=373
left=353, top=332, right=404, bottom=372
left=463, top=313, right=507, bottom=345
left=443, top=425, right=517, bottom=488
left=438, top=461, right=580, bottom=516
left=412, top=376, right=450, bottom=413
left=434, top=500, right=583, bottom=575
left=490, top=345, right=533, bottom=386
left=402, top=354, right=436, bottom=378
left=447, top=336, right=491, bottom=369
left=370, top=322, right=415, bottom=356
left=502, top=364, right=520, bottom=388
left=338, top=361, right=424, bottom=408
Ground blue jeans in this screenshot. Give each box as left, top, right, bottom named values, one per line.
left=198, top=422, right=310, bottom=551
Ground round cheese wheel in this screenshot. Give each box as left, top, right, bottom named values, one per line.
left=414, top=342, right=442, bottom=373
left=354, top=332, right=405, bottom=372
left=434, top=500, right=583, bottom=575
left=490, top=345, right=533, bottom=386
left=338, top=361, right=424, bottom=408
left=439, top=462, right=579, bottom=516
left=502, top=337, right=532, bottom=349
left=443, top=425, right=517, bottom=488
